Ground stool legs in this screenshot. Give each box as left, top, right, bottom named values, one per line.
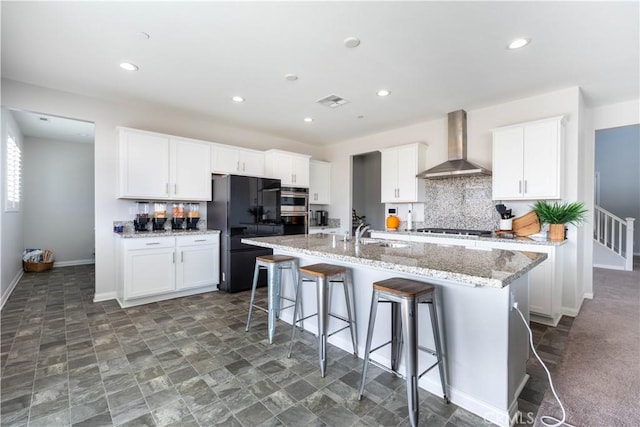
left=429, top=296, right=450, bottom=403
left=358, top=290, right=379, bottom=400
left=316, top=275, right=329, bottom=377
left=401, top=298, right=419, bottom=427
left=246, top=258, right=298, bottom=345
left=245, top=262, right=261, bottom=333
left=267, top=264, right=282, bottom=344
left=342, top=270, right=358, bottom=357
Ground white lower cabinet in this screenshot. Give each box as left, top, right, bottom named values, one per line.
left=118, top=234, right=220, bottom=307
left=369, top=231, right=564, bottom=325
left=176, top=235, right=220, bottom=290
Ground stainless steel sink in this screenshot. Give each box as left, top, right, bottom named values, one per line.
left=379, top=242, right=410, bottom=248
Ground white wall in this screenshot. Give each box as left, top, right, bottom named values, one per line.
left=323, top=86, right=591, bottom=316
left=23, top=136, right=95, bottom=265
left=595, top=125, right=640, bottom=251
left=1, top=108, right=25, bottom=307
left=1, top=78, right=321, bottom=300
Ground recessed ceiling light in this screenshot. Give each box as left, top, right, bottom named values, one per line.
left=507, top=38, right=531, bottom=49
left=303, top=117, right=313, bottom=123
left=377, top=89, right=390, bottom=97
left=284, top=74, right=298, bottom=81
left=232, top=96, right=245, bottom=103
left=119, top=62, right=139, bottom=71
left=344, top=37, right=361, bottom=48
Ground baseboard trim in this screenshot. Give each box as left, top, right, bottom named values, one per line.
left=54, top=259, right=95, bottom=268
left=561, top=306, right=580, bottom=317
left=1, top=269, right=24, bottom=309
left=93, top=291, right=117, bottom=302
left=593, top=263, right=626, bottom=271
left=583, top=292, right=594, bottom=300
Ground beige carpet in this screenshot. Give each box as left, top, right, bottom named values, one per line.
left=535, top=263, right=640, bottom=426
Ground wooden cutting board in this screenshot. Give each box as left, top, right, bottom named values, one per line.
left=511, top=211, right=541, bottom=236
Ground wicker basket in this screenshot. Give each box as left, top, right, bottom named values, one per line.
left=23, top=261, right=54, bottom=273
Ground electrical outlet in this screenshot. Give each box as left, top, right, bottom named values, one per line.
left=510, top=292, right=516, bottom=310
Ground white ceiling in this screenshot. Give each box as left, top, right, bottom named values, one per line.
left=2, top=1, right=638, bottom=146
left=10, top=110, right=95, bottom=144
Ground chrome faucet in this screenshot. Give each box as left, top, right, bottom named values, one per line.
left=354, top=224, right=370, bottom=245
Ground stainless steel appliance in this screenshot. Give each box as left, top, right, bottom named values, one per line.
left=280, top=187, right=308, bottom=235
left=207, top=175, right=283, bottom=293
left=315, top=210, right=328, bottom=226
left=415, top=228, right=492, bottom=236
left=416, top=110, right=491, bottom=179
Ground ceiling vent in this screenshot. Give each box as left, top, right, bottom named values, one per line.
left=316, top=94, right=350, bottom=108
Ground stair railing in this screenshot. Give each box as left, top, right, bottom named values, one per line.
left=594, top=205, right=635, bottom=271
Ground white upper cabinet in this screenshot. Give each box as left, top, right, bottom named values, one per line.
left=265, top=150, right=311, bottom=187
left=492, top=116, right=563, bottom=200
left=118, top=128, right=211, bottom=200
left=380, top=142, right=428, bottom=203
left=309, top=160, right=331, bottom=204
left=211, top=144, right=265, bottom=177
left=171, top=137, right=212, bottom=200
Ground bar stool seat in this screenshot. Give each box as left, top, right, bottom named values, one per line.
left=245, top=254, right=299, bottom=344
left=288, top=263, right=358, bottom=377
left=359, top=277, right=449, bottom=427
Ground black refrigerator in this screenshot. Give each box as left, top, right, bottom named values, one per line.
left=207, top=175, right=283, bottom=292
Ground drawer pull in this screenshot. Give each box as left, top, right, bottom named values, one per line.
left=194, top=239, right=206, bottom=242
left=146, top=242, right=161, bottom=246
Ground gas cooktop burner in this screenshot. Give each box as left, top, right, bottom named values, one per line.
left=416, top=228, right=492, bottom=236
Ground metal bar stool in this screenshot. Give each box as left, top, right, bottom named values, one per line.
left=287, top=263, right=358, bottom=377
left=358, top=277, right=449, bottom=427
left=246, top=254, right=299, bottom=344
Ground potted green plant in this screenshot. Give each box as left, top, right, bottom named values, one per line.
left=531, top=201, right=588, bottom=241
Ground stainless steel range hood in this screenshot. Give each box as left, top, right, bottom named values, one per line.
left=417, top=110, right=491, bottom=179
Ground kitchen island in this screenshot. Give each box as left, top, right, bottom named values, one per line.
left=242, top=234, right=547, bottom=426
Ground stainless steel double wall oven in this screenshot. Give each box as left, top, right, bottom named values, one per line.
left=280, top=187, right=308, bottom=235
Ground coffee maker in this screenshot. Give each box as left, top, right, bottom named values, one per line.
left=315, top=210, right=328, bottom=226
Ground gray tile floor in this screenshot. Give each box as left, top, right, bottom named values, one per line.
left=1, top=265, right=570, bottom=427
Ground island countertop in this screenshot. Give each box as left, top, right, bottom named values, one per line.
left=242, top=234, right=547, bottom=289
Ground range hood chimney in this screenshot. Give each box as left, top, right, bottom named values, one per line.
left=416, top=110, right=491, bottom=179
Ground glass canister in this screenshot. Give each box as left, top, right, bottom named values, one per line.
left=153, top=203, right=167, bottom=219
left=187, top=203, right=200, bottom=218
left=172, top=203, right=185, bottom=218
left=136, top=201, right=150, bottom=219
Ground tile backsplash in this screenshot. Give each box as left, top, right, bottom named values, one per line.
left=422, top=176, right=496, bottom=230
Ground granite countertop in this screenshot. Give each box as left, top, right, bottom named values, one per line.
left=115, top=229, right=220, bottom=238
left=242, top=234, right=547, bottom=289
left=369, top=229, right=567, bottom=246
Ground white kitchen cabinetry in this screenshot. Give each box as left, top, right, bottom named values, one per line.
left=369, top=231, right=564, bottom=326
left=122, top=237, right=176, bottom=300
left=117, top=233, right=220, bottom=307
left=380, top=143, right=428, bottom=203
left=176, top=235, right=219, bottom=290
left=265, top=150, right=311, bottom=187
left=492, top=116, right=563, bottom=200
left=309, top=160, right=331, bottom=204
left=211, top=144, right=265, bottom=177
left=118, top=128, right=211, bottom=200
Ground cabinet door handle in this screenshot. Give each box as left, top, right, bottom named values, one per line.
left=146, top=242, right=160, bottom=246
left=237, top=161, right=240, bottom=171
left=181, top=251, right=184, bottom=263
left=172, top=252, right=175, bottom=263
left=242, top=162, right=246, bottom=171
left=174, top=184, right=177, bottom=194
left=166, top=183, right=169, bottom=194
left=518, top=180, right=522, bottom=193
left=524, top=180, right=527, bottom=193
